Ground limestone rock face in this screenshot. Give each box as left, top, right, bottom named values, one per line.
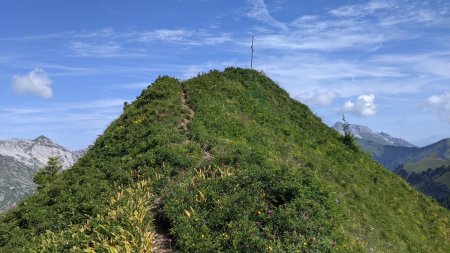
left=332, top=122, right=416, bottom=147
left=0, top=136, right=84, bottom=212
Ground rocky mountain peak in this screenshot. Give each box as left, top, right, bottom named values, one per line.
left=0, top=136, right=85, bottom=212
left=332, top=122, right=416, bottom=148
left=33, top=135, right=53, bottom=145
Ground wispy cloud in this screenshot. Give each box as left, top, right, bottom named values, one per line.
left=135, top=29, right=190, bottom=43
left=252, top=32, right=388, bottom=51
left=0, top=98, right=127, bottom=140
left=134, top=28, right=233, bottom=46
left=248, top=1, right=448, bottom=53
left=108, top=82, right=150, bottom=90
left=254, top=53, right=420, bottom=98
left=69, top=41, right=122, bottom=57
left=1, top=28, right=233, bottom=49
left=0, top=28, right=120, bottom=42
left=12, top=68, right=53, bottom=98
left=241, top=0, right=450, bottom=120
left=246, top=0, right=288, bottom=31
left=329, top=0, right=394, bottom=17
left=370, top=52, right=450, bottom=79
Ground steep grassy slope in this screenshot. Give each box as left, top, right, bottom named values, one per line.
left=162, top=69, right=449, bottom=252
left=0, top=76, right=203, bottom=251
left=396, top=156, right=450, bottom=208
left=35, top=180, right=155, bottom=252
left=0, top=68, right=449, bottom=252
left=355, top=136, right=450, bottom=208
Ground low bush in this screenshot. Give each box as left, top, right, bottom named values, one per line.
left=32, top=180, right=155, bottom=252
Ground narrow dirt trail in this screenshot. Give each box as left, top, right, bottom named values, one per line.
left=151, top=84, right=212, bottom=252
left=178, top=85, right=211, bottom=160
left=178, top=87, right=195, bottom=132
left=151, top=198, right=174, bottom=253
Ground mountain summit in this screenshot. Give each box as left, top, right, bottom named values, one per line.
left=33, top=135, right=54, bottom=145
left=0, top=68, right=448, bottom=252
left=0, top=136, right=81, bottom=212
left=332, top=122, right=416, bottom=147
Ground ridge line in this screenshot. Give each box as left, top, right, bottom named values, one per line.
left=178, top=82, right=211, bottom=161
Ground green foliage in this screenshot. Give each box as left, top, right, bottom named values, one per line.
left=358, top=136, right=450, bottom=207
left=163, top=165, right=342, bottom=252
left=162, top=68, right=448, bottom=252
left=396, top=164, right=450, bottom=208
left=341, top=115, right=357, bottom=151
left=33, top=157, right=62, bottom=190
left=404, top=155, right=450, bottom=174
left=0, top=76, right=202, bottom=251
left=0, top=68, right=449, bottom=253
left=31, top=179, right=155, bottom=252
left=368, top=138, right=450, bottom=171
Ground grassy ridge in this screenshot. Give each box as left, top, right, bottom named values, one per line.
left=162, top=68, right=449, bottom=252
left=404, top=155, right=450, bottom=173
left=161, top=70, right=345, bottom=252
left=0, top=68, right=448, bottom=252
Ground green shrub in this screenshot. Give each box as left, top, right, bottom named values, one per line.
left=32, top=180, right=155, bottom=252
left=162, top=165, right=342, bottom=252
left=33, top=157, right=62, bottom=190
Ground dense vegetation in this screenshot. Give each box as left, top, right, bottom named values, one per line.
left=396, top=163, right=450, bottom=209
left=0, top=76, right=196, bottom=251
left=32, top=179, right=155, bottom=252
left=354, top=134, right=450, bottom=208
left=33, top=157, right=62, bottom=190
left=0, top=68, right=449, bottom=252
left=360, top=138, right=450, bottom=171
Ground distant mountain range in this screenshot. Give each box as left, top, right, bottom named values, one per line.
left=0, top=136, right=84, bottom=212
left=333, top=122, right=450, bottom=208
left=333, top=121, right=417, bottom=149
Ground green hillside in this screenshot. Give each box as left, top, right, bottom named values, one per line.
left=395, top=155, right=450, bottom=208
left=404, top=155, right=450, bottom=174
left=0, top=68, right=449, bottom=252
left=357, top=137, right=450, bottom=208
left=361, top=138, right=450, bottom=171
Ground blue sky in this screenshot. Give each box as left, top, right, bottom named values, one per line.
left=0, top=0, right=449, bottom=150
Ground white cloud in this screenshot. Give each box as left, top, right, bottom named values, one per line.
left=330, top=0, right=394, bottom=17
left=109, top=82, right=150, bottom=90
left=247, top=0, right=288, bottom=31
left=69, top=41, right=127, bottom=57
left=253, top=53, right=421, bottom=98
left=136, top=29, right=189, bottom=42
left=0, top=99, right=127, bottom=126
left=12, top=68, right=53, bottom=98
left=424, top=91, right=450, bottom=122
left=252, top=32, right=388, bottom=51
left=296, top=90, right=339, bottom=106
left=342, top=94, right=377, bottom=117
left=135, top=29, right=233, bottom=46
